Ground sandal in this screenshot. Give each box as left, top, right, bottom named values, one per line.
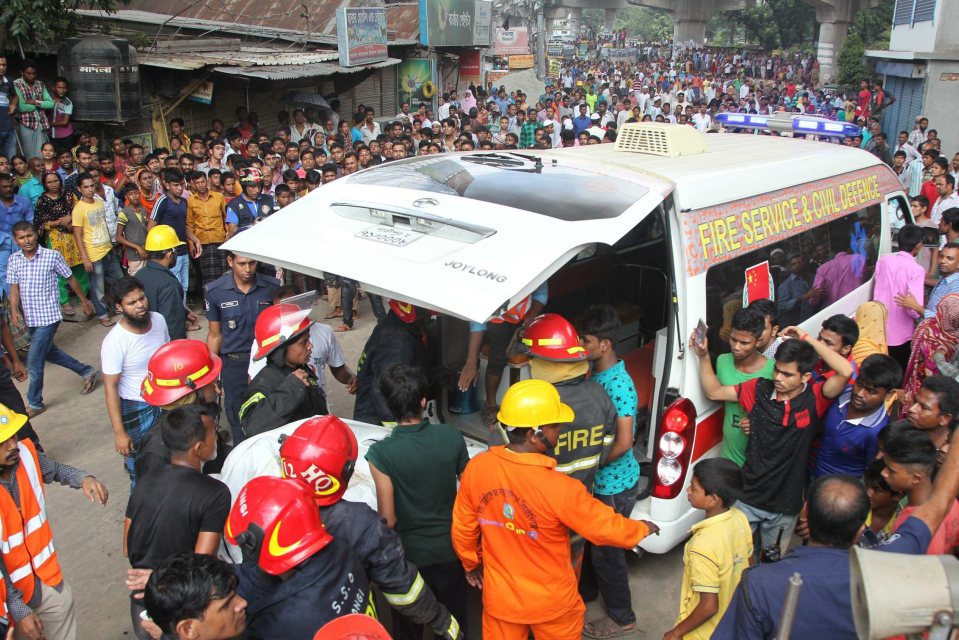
left=334, top=324, right=351, bottom=332
left=81, top=370, right=99, bottom=395
left=582, top=618, right=637, bottom=639
left=324, top=309, right=343, bottom=319
left=98, top=316, right=116, bottom=327
left=186, top=322, right=202, bottom=331
left=61, top=303, right=76, bottom=316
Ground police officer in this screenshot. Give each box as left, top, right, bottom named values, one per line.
left=224, top=168, right=276, bottom=238
left=205, top=251, right=278, bottom=444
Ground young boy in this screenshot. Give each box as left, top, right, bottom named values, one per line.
left=116, top=182, right=149, bottom=275
left=666, top=458, right=752, bottom=640
left=714, top=307, right=774, bottom=466
left=883, top=425, right=959, bottom=554
left=366, top=364, right=469, bottom=640
left=812, top=314, right=860, bottom=382
left=747, top=299, right=782, bottom=360
left=812, top=354, right=900, bottom=479
left=857, top=459, right=903, bottom=549
left=575, top=304, right=640, bottom=637
left=691, top=328, right=853, bottom=553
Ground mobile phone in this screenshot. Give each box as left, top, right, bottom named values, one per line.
left=695, top=319, right=707, bottom=345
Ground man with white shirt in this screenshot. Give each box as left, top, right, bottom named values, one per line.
left=908, top=116, right=929, bottom=149
left=692, top=104, right=712, bottom=132
left=895, top=131, right=922, bottom=163
left=395, top=103, right=414, bottom=125
left=645, top=96, right=662, bottom=119
left=358, top=108, right=381, bottom=145
left=931, top=175, right=959, bottom=225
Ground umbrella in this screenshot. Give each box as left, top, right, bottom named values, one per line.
left=284, top=92, right=332, bottom=110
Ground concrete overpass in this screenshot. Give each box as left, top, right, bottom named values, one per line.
left=544, top=0, right=879, bottom=82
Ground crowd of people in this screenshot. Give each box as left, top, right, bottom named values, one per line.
left=0, top=38, right=957, bottom=640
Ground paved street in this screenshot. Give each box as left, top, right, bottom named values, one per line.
left=31, top=300, right=683, bottom=638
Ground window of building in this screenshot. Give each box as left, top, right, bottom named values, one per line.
left=893, top=0, right=937, bottom=25
left=704, top=205, right=882, bottom=357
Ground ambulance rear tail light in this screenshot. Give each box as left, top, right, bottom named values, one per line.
left=714, top=112, right=862, bottom=138
left=652, top=398, right=697, bottom=499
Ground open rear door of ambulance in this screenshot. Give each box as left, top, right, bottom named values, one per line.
left=222, top=152, right=673, bottom=323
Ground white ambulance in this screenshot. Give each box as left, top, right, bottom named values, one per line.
left=223, top=123, right=908, bottom=553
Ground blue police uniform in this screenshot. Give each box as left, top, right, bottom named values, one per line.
left=204, top=271, right=279, bottom=443
left=225, top=194, right=276, bottom=233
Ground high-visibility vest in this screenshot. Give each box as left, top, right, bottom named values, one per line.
left=488, top=295, right=532, bottom=325
left=0, top=439, right=63, bottom=603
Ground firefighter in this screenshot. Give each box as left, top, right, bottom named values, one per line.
left=279, top=415, right=463, bottom=639
left=136, top=339, right=224, bottom=478
left=0, top=402, right=109, bottom=640
left=522, top=313, right=618, bottom=574
left=239, top=303, right=328, bottom=438
left=451, top=380, right=657, bottom=640
left=225, top=476, right=374, bottom=638
left=353, top=300, right=429, bottom=426
left=457, top=282, right=548, bottom=427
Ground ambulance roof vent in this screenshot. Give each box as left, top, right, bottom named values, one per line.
left=614, top=123, right=709, bottom=158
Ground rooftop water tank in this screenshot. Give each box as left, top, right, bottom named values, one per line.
left=58, top=37, right=140, bottom=122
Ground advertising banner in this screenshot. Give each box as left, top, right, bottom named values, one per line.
left=547, top=41, right=565, bottom=57
left=509, top=54, right=534, bottom=70
left=492, top=27, right=530, bottom=55
left=336, top=7, right=388, bottom=67
left=548, top=57, right=561, bottom=79
left=420, top=0, right=492, bottom=47
left=487, top=69, right=509, bottom=85
left=187, top=81, right=214, bottom=105
left=397, top=59, right=436, bottom=110
left=459, top=49, right=482, bottom=83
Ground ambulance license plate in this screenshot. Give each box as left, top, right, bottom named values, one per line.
left=356, top=225, right=421, bottom=247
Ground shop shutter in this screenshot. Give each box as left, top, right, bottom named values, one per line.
left=381, top=66, right=397, bottom=116
left=881, top=75, right=924, bottom=143
left=912, top=0, right=936, bottom=22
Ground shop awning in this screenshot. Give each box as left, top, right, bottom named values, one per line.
left=213, top=57, right=401, bottom=81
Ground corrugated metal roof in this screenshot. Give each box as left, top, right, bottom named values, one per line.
left=138, top=48, right=340, bottom=71
left=78, top=1, right=419, bottom=45
left=213, top=56, right=401, bottom=80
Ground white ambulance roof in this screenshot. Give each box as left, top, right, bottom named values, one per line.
left=531, top=134, right=886, bottom=212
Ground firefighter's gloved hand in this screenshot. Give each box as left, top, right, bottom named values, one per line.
left=432, top=610, right=463, bottom=640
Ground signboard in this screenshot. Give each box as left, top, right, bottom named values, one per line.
left=487, top=69, right=509, bottom=85
left=548, top=57, right=561, bottom=79
left=420, top=0, right=492, bottom=47
left=336, top=7, right=388, bottom=67
left=473, top=0, right=492, bottom=46
left=509, top=54, right=534, bottom=70
left=680, top=167, right=901, bottom=276
left=127, top=132, right=154, bottom=154
left=577, top=43, right=589, bottom=58
left=187, top=80, right=214, bottom=105
left=459, top=49, right=481, bottom=83
left=547, top=41, right=565, bottom=57
left=397, top=59, right=436, bottom=111
left=492, top=27, right=530, bottom=55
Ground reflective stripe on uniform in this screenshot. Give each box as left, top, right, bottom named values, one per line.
left=9, top=562, right=33, bottom=583
left=155, top=365, right=211, bottom=387
left=30, top=540, right=56, bottom=571
left=445, top=616, right=461, bottom=640
left=554, top=454, right=601, bottom=475
left=19, top=445, right=45, bottom=511
left=238, top=392, right=266, bottom=419
left=382, top=572, right=425, bottom=607
left=603, top=435, right=615, bottom=445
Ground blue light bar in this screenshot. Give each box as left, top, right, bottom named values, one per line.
left=791, top=118, right=862, bottom=137
left=715, top=113, right=769, bottom=127
left=714, top=112, right=862, bottom=138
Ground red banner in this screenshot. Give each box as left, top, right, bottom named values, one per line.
left=459, top=49, right=481, bottom=82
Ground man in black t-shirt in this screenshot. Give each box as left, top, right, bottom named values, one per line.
left=125, top=404, right=230, bottom=639
left=691, top=327, right=853, bottom=554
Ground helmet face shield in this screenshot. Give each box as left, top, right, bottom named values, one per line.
left=277, top=291, right=317, bottom=340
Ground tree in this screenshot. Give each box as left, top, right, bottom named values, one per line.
left=707, top=0, right=815, bottom=50
left=0, top=0, right=125, bottom=52
left=615, top=7, right=672, bottom=42
left=835, top=31, right=870, bottom=91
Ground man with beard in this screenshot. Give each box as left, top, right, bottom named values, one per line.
left=0, top=402, right=109, bottom=640
left=101, top=277, right=170, bottom=484
left=98, top=149, right=126, bottom=194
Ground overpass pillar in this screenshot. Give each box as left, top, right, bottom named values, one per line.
left=568, top=7, right=582, bottom=36
left=604, top=8, right=617, bottom=32
left=816, top=20, right=849, bottom=84
left=673, top=18, right=707, bottom=44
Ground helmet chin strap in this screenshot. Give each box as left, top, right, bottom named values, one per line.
left=535, top=429, right=550, bottom=449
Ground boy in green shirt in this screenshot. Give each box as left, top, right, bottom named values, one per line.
left=366, top=364, right=469, bottom=640
left=666, top=458, right=753, bottom=640
left=714, top=307, right=774, bottom=465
